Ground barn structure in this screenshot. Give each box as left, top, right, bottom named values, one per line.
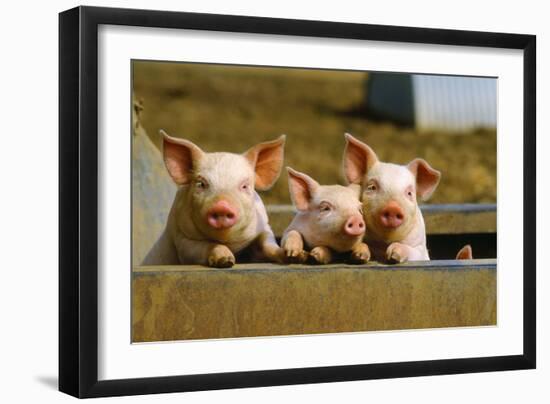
left=365, top=72, right=497, bottom=132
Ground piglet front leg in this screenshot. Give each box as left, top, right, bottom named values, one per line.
left=281, top=230, right=308, bottom=264
left=176, top=235, right=235, bottom=268
left=386, top=242, right=428, bottom=263
left=207, top=245, right=236, bottom=268
left=349, top=242, right=371, bottom=264
left=310, top=246, right=333, bottom=265
left=250, top=231, right=285, bottom=264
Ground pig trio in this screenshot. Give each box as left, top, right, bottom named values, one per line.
left=143, top=131, right=444, bottom=267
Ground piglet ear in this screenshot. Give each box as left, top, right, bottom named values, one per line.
left=456, top=245, right=473, bottom=260
left=286, top=167, right=319, bottom=211
left=407, top=158, right=441, bottom=201
left=161, top=130, right=204, bottom=185
left=343, top=133, right=379, bottom=184
left=347, top=183, right=362, bottom=197
left=244, top=135, right=286, bottom=191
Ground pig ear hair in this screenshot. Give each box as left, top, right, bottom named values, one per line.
left=456, top=244, right=473, bottom=260
left=244, top=135, right=286, bottom=191
left=161, top=130, right=204, bottom=185
left=286, top=167, right=319, bottom=211
left=407, top=158, right=441, bottom=201
left=343, top=133, right=379, bottom=184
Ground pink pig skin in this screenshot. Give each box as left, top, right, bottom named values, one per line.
left=343, top=133, right=441, bottom=263
left=281, top=167, right=371, bottom=265
left=142, top=131, right=285, bottom=268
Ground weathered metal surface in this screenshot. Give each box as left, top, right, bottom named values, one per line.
left=421, top=203, right=496, bottom=234
left=132, top=259, right=496, bottom=342
left=268, top=203, right=496, bottom=237
left=132, top=98, right=176, bottom=265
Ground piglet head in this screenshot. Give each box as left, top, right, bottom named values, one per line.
left=343, top=133, right=440, bottom=242
left=287, top=167, right=365, bottom=252
left=162, top=130, right=285, bottom=242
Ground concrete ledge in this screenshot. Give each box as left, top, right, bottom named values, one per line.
left=132, top=259, right=497, bottom=342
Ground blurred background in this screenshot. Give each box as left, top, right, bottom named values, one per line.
left=132, top=60, right=496, bottom=205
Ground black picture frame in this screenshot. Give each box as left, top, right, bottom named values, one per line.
left=59, top=5, right=536, bottom=398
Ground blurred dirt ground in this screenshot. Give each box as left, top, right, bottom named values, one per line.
left=132, top=61, right=496, bottom=205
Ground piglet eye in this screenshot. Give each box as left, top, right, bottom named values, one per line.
left=319, top=203, right=332, bottom=212
left=240, top=181, right=250, bottom=192
left=366, top=183, right=377, bottom=191
left=195, top=178, right=208, bottom=189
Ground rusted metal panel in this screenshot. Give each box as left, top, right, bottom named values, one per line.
left=132, top=259, right=496, bottom=342
left=268, top=204, right=496, bottom=237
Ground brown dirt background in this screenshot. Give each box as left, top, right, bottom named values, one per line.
left=132, top=61, right=496, bottom=205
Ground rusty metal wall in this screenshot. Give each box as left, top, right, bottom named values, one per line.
left=132, top=260, right=496, bottom=342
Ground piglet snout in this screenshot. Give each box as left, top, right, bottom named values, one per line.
left=379, top=201, right=404, bottom=229
left=343, top=214, right=365, bottom=236
left=206, top=200, right=238, bottom=229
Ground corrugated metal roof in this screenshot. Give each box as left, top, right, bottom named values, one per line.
left=366, top=73, right=497, bottom=132
left=412, top=75, right=497, bottom=132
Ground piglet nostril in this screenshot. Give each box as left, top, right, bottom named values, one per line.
left=206, top=200, right=239, bottom=229
left=343, top=215, right=366, bottom=237
left=379, top=201, right=405, bottom=229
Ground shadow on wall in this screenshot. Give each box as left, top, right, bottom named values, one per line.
left=35, top=375, right=58, bottom=390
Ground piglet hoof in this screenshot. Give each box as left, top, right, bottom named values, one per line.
left=284, top=249, right=308, bottom=264
left=296, top=250, right=309, bottom=264
left=282, top=236, right=307, bottom=263
left=207, top=245, right=236, bottom=268
left=275, top=247, right=288, bottom=264
left=386, top=242, right=409, bottom=264
left=349, top=242, right=371, bottom=264
left=284, top=245, right=303, bottom=260
left=309, top=246, right=332, bottom=265
left=267, top=246, right=287, bottom=264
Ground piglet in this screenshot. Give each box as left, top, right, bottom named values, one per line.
left=343, top=133, right=441, bottom=263
left=142, top=131, right=285, bottom=267
left=281, top=167, right=371, bottom=265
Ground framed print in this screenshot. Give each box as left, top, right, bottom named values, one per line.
left=59, top=6, right=536, bottom=398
